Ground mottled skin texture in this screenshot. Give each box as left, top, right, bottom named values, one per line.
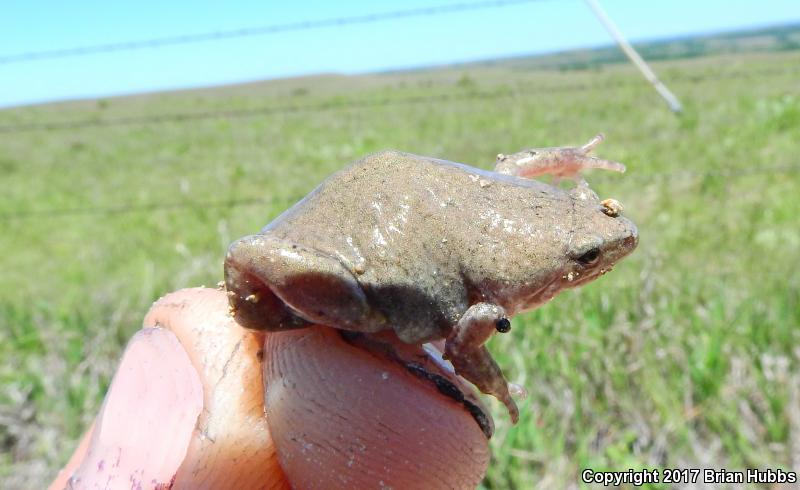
left=225, top=146, right=638, bottom=423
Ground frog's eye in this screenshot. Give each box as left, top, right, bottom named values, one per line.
left=495, top=318, right=511, bottom=333
left=576, top=248, right=601, bottom=266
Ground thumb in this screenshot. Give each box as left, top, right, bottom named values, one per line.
left=263, top=326, right=491, bottom=489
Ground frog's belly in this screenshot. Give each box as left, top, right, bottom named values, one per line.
left=359, top=276, right=466, bottom=344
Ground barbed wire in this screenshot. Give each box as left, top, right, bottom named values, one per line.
left=0, top=0, right=552, bottom=64
left=2, top=163, right=797, bottom=221
left=1, top=64, right=797, bottom=134
left=1, top=197, right=268, bottom=220
left=0, top=90, right=517, bottom=133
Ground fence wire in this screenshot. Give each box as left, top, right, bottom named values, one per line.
left=0, top=0, right=552, bottom=64
left=1, top=65, right=797, bottom=134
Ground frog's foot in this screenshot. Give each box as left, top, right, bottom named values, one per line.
left=444, top=303, right=519, bottom=423
left=494, top=133, right=625, bottom=181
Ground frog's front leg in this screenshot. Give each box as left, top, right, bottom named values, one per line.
left=444, top=303, right=519, bottom=423
left=225, top=235, right=387, bottom=333
left=494, top=133, right=625, bottom=181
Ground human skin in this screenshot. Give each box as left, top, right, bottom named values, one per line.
left=49, top=288, right=490, bottom=489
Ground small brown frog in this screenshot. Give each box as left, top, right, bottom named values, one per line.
left=224, top=137, right=638, bottom=424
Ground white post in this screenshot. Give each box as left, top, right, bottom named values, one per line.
left=584, top=0, right=683, bottom=113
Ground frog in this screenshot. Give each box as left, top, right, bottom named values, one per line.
left=224, top=137, right=638, bottom=424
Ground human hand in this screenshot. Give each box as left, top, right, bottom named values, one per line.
left=49, top=288, right=490, bottom=489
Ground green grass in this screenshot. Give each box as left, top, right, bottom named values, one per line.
left=1, top=50, right=799, bottom=488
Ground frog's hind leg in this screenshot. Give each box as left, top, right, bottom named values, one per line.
left=494, top=133, right=625, bottom=181
left=225, top=243, right=311, bottom=332
left=444, top=302, right=519, bottom=423
left=225, top=234, right=387, bottom=333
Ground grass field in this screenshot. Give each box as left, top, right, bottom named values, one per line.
left=1, top=49, right=799, bottom=488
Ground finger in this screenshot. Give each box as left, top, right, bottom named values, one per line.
left=144, top=287, right=289, bottom=489
left=47, top=422, right=94, bottom=490
left=263, top=326, right=491, bottom=489
left=66, top=327, right=204, bottom=489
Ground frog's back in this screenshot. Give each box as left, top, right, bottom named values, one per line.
left=265, top=150, right=449, bottom=236
left=265, top=149, right=563, bottom=256
left=327, top=149, right=453, bottom=198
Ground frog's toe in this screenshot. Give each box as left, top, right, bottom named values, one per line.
left=580, top=156, right=626, bottom=173
left=580, top=133, right=605, bottom=153
left=501, top=394, right=520, bottom=425
left=445, top=343, right=520, bottom=425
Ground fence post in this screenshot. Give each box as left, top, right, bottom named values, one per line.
left=584, top=0, right=683, bottom=113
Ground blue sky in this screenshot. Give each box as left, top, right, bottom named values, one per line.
left=2, top=0, right=798, bottom=108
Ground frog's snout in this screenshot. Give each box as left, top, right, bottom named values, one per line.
left=585, top=206, right=638, bottom=273
left=612, top=215, right=639, bottom=258
left=624, top=227, right=638, bottom=249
